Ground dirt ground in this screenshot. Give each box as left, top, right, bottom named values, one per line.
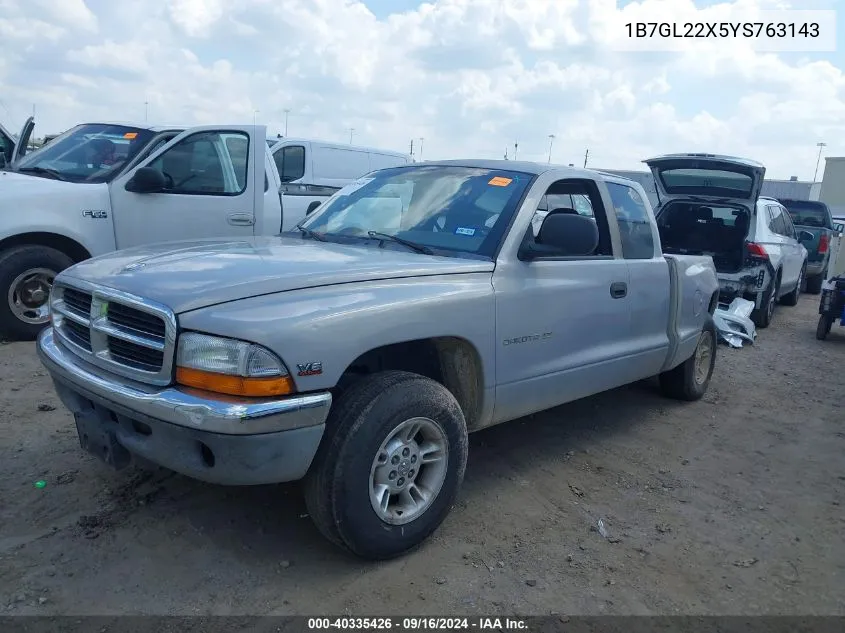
left=1, top=294, right=843, bottom=616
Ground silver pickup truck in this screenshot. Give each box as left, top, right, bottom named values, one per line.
left=37, top=159, right=719, bottom=559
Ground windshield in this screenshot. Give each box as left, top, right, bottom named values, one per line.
left=780, top=200, right=831, bottom=228
left=14, top=123, right=155, bottom=183
left=299, top=165, right=534, bottom=257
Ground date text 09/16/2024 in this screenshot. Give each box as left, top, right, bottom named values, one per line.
left=624, top=21, right=820, bottom=39
left=307, top=618, right=528, bottom=630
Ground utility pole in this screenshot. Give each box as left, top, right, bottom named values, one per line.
left=418, top=137, right=425, bottom=161
left=814, top=142, right=827, bottom=182
left=504, top=148, right=509, bottom=160
left=583, top=148, right=589, bottom=168
left=547, top=134, right=555, bottom=163
left=348, top=128, right=355, bottom=144
left=514, top=142, right=518, bottom=160
left=283, top=109, right=290, bottom=136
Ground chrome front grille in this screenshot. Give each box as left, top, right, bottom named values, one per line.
left=50, top=281, right=177, bottom=386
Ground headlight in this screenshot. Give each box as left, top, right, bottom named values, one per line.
left=175, top=332, right=294, bottom=397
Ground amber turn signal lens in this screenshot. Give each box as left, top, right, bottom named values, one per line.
left=176, top=366, right=295, bottom=397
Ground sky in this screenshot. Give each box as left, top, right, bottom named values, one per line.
left=1, top=0, right=843, bottom=179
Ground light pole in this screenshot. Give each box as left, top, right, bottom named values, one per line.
left=349, top=128, right=355, bottom=144
left=283, top=109, right=290, bottom=136
left=814, top=142, right=827, bottom=182
left=547, top=134, right=555, bottom=163
left=144, top=100, right=148, bottom=122
left=253, top=109, right=259, bottom=126
left=419, top=137, right=425, bottom=161
left=514, top=142, right=518, bottom=160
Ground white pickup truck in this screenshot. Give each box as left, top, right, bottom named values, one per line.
left=0, top=120, right=298, bottom=340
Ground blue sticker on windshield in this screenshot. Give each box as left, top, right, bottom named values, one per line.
left=455, top=227, right=476, bottom=236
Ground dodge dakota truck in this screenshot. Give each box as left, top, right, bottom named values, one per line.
left=37, top=160, right=719, bottom=559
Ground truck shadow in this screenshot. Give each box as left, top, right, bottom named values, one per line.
left=106, top=378, right=675, bottom=573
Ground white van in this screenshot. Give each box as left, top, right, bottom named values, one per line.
left=267, top=138, right=411, bottom=229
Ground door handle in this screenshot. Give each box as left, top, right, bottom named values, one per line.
left=227, top=212, right=255, bottom=226
left=610, top=281, right=627, bottom=299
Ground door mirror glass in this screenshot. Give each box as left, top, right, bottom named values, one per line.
left=125, top=167, right=167, bottom=193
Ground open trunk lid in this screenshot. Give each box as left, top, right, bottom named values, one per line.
left=645, top=153, right=765, bottom=207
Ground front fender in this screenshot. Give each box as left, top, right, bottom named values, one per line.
left=0, top=181, right=115, bottom=256
left=177, top=273, right=497, bottom=394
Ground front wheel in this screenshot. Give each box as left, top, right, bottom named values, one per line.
left=659, top=315, right=717, bottom=401
left=0, top=245, right=75, bottom=341
left=304, top=371, right=468, bottom=560
left=816, top=315, right=832, bottom=340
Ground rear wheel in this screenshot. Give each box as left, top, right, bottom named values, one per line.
left=659, top=315, right=717, bottom=401
left=304, top=370, right=468, bottom=560
left=781, top=264, right=804, bottom=307
left=0, top=245, right=75, bottom=341
left=805, top=273, right=825, bottom=295
left=752, top=276, right=779, bottom=329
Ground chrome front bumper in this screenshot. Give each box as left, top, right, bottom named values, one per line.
left=37, top=327, right=331, bottom=435
left=37, top=327, right=333, bottom=485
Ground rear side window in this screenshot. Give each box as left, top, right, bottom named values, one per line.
left=767, top=205, right=789, bottom=236
left=607, top=182, right=655, bottom=259
left=274, top=145, right=305, bottom=182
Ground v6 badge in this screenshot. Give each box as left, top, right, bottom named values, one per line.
left=297, top=362, right=322, bottom=377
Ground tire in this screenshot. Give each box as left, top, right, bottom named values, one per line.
left=659, top=315, right=717, bottom=402
left=752, top=275, right=780, bottom=329
left=805, top=273, right=824, bottom=295
left=781, top=264, right=804, bottom=307
left=0, top=245, right=75, bottom=341
left=303, top=370, right=468, bottom=560
left=816, top=315, right=832, bottom=340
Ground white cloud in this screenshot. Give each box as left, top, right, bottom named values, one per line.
left=0, top=0, right=842, bottom=178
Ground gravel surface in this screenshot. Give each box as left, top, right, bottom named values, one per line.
left=1, top=295, right=843, bottom=615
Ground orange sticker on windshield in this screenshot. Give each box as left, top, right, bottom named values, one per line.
left=488, top=176, right=512, bottom=187
left=123, top=132, right=138, bottom=139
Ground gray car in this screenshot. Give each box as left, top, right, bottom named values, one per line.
left=648, top=154, right=808, bottom=328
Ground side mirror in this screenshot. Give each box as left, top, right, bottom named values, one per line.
left=798, top=230, right=814, bottom=241
left=833, top=223, right=844, bottom=235
left=521, top=213, right=599, bottom=259
left=125, top=167, right=167, bottom=194
left=306, top=201, right=322, bottom=215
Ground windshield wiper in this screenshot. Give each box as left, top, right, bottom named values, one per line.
left=16, top=166, right=69, bottom=182
left=367, top=231, right=434, bottom=255
left=295, top=224, right=327, bottom=242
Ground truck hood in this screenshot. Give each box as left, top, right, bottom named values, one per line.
left=0, top=170, right=87, bottom=198
left=59, top=236, right=496, bottom=314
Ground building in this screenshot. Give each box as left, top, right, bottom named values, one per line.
left=818, top=157, right=845, bottom=218
left=597, top=168, right=819, bottom=209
